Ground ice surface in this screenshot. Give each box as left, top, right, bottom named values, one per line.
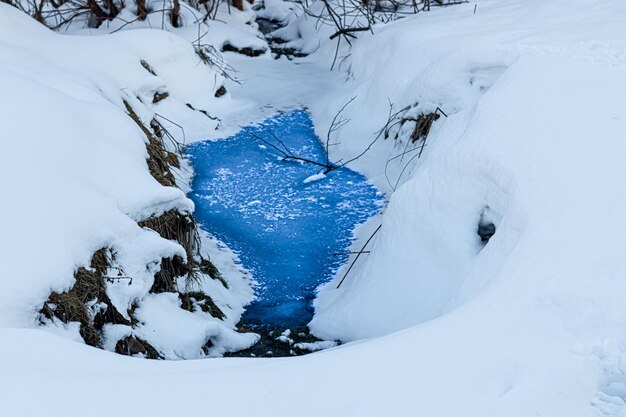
left=187, top=110, right=382, bottom=326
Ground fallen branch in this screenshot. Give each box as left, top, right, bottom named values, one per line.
left=336, top=224, right=382, bottom=289
left=329, top=26, right=371, bottom=40
left=248, top=130, right=338, bottom=174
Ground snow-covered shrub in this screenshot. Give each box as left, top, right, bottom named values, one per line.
left=4, top=0, right=253, bottom=29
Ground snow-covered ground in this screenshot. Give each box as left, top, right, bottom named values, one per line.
left=308, top=0, right=626, bottom=340
left=2, top=0, right=626, bottom=415
left=0, top=3, right=261, bottom=359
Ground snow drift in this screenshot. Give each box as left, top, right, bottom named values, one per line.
left=0, top=3, right=258, bottom=358
left=308, top=0, right=626, bottom=342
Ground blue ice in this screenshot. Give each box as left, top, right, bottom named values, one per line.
left=187, top=110, right=382, bottom=327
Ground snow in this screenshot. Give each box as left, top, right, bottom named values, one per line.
left=308, top=0, right=626, bottom=342
left=255, top=0, right=298, bottom=23
left=303, top=172, right=326, bottom=184
left=3, top=0, right=626, bottom=416
left=133, top=292, right=257, bottom=358
left=294, top=340, right=338, bottom=352
left=0, top=3, right=258, bottom=358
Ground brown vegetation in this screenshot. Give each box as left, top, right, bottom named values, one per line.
left=123, top=100, right=179, bottom=187
left=40, top=249, right=130, bottom=347
left=410, top=112, right=440, bottom=143
left=38, top=85, right=229, bottom=358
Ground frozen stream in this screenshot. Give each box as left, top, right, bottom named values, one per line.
left=187, top=110, right=382, bottom=327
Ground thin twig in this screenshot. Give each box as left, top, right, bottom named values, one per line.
left=336, top=224, right=382, bottom=289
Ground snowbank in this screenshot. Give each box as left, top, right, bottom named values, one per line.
left=0, top=3, right=256, bottom=358
left=301, top=1, right=626, bottom=414
left=310, top=0, right=626, bottom=340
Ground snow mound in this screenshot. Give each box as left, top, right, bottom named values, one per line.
left=310, top=0, right=626, bottom=342
left=0, top=3, right=254, bottom=358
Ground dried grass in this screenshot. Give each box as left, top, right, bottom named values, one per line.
left=138, top=209, right=202, bottom=290
left=123, top=100, right=178, bottom=187
left=410, top=112, right=441, bottom=143
left=179, top=291, right=225, bottom=320
left=41, top=249, right=129, bottom=347
left=199, top=257, right=228, bottom=289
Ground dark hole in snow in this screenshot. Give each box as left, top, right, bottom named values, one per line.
left=256, top=17, right=307, bottom=60
left=221, top=43, right=267, bottom=57
left=214, top=85, right=227, bottom=98
left=270, top=46, right=308, bottom=60
left=115, top=336, right=162, bottom=359
left=152, top=91, right=169, bottom=103
left=256, top=17, right=284, bottom=35
left=478, top=223, right=496, bottom=243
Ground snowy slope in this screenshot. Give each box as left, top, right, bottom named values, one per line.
left=309, top=0, right=626, bottom=343
left=2, top=0, right=626, bottom=416
left=0, top=4, right=257, bottom=358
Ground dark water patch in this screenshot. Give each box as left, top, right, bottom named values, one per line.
left=224, top=326, right=336, bottom=357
